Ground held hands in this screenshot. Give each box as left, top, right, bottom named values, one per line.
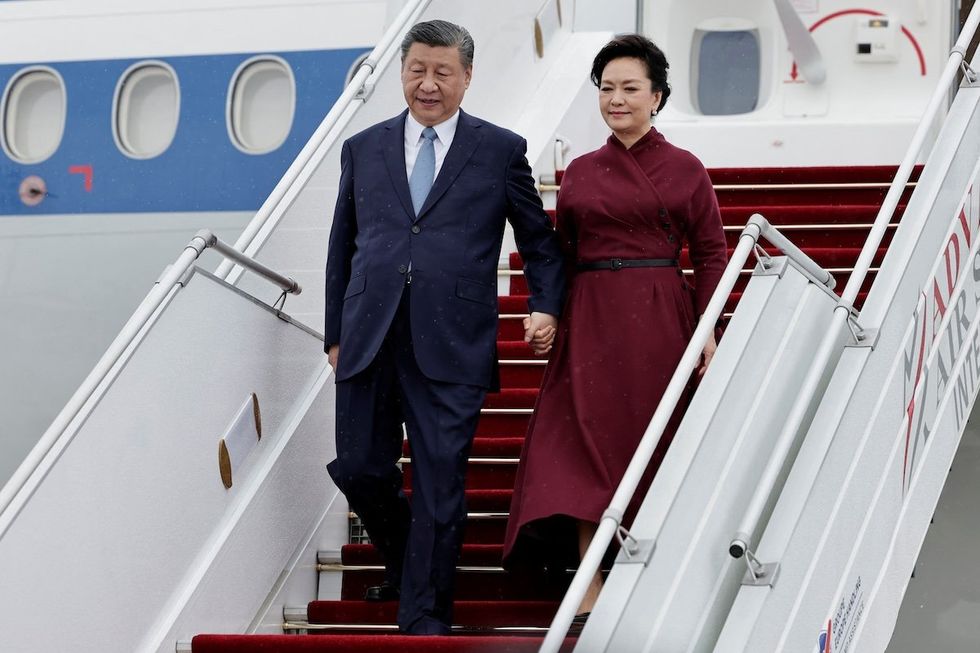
left=698, top=331, right=717, bottom=377
left=328, top=314, right=558, bottom=366
left=524, top=311, right=558, bottom=356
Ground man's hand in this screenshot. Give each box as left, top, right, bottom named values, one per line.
left=328, top=344, right=339, bottom=370
left=524, top=312, right=558, bottom=356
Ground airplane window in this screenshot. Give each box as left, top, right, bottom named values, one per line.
left=228, top=57, right=295, bottom=154
left=693, top=28, right=761, bottom=115
left=1, top=68, right=66, bottom=164
left=113, top=62, right=180, bottom=159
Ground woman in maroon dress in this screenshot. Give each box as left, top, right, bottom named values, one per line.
left=503, top=35, right=728, bottom=617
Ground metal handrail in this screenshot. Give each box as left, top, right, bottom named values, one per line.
left=0, top=230, right=301, bottom=535
left=202, top=231, right=299, bottom=295
left=539, top=215, right=833, bottom=653
left=214, top=0, right=433, bottom=281
left=727, top=2, right=980, bottom=565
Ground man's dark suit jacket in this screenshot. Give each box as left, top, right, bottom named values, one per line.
left=325, top=109, right=565, bottom=389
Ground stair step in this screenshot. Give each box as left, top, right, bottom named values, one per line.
left=475, top=411, right=531, bottom=438
left=338, top=566, right=569, bottom=601
left=340, top=544, right=506, bottom=567
left=719, top=204, right=906, bottom=224
left=305, top=600, right=558, bottom=628
left=498, top=313, right=528, bottom=340
left=497, top=295, right=530, bottom=313
left=483, top=388, right=538, bottom=409
left=351, top=490, right=512, bottom=517
left=508, top=268, right=879, bottom=300
left=706, top=164, right=921, bottom=185
left=400, top=434, right=523, bottom=480
left=351, top=490, right=512, bottom=545
left=191, top=634, right=576, bottom=652
left=401, top=437, right=525, bottom=458
left=402, top=456, right=518, bottom=490
left=496, top=340, right=549, bottom=360
left=510, top=246, right=888, bottom=272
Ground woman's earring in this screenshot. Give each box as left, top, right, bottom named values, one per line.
left=651, top=109, right=658, bottom=117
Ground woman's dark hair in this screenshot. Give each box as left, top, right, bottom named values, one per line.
left=590, top=34, right=671, bottom=111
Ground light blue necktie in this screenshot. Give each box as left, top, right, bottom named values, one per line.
left=409, top=127, right=437, bottom=214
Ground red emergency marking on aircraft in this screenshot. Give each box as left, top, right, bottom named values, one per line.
left=790, top=8, right=927, bottom=80
left=68, top=165, right=93, bottom=192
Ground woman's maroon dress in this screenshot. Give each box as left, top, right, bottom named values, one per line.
left=503, top=128, right=727, bottom=568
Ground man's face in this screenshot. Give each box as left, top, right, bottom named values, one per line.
left=401, top=43, right=472, bottom=126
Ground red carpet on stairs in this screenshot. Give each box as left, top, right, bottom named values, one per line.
left=305, top=600, right=560, bottom=629
left=192, top=635, right=576, bottom=652
left=191, top=166, right=910, bottom=651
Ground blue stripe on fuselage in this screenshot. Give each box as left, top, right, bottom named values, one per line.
left=0, top=48, right=368, bottom=215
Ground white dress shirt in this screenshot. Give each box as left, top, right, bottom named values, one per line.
left=404, top=110, right=459, bottom=180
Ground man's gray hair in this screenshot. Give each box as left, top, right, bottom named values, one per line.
left=400, top=19, right=475, bottom=68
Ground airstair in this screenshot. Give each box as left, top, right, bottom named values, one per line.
left=1, top=1, right=979, bottom=652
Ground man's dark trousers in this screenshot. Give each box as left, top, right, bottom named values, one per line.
left=328, top=286, right=486, bottom=635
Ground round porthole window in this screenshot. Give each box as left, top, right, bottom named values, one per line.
left=113, top=62, right=180, bottom=159
left=1, top=68, right=66, bottom=164
left=228, top=57, right=295, bottom=154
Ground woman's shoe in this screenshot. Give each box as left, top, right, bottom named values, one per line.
left=568, top=611, right=591, bottom=633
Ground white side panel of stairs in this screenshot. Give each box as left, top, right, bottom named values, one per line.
left=575, top=259, right=840, bottom=653
left=0, top=270, right=337, bottom=653
left=714, top=85, right=980, bottom=653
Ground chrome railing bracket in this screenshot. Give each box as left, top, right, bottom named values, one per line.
left=355, top=78, right=378, bottom=101
left=614, top=536, right=656, bottom=565
left=953, top=45, right=979, bottom=85
left=752, top=254, right=789, bottom=278
left=740, top=548, right=780, bottom=587
left=846, top=324, right=879, bottom=348
left=177, top=266, right=195, bottom=288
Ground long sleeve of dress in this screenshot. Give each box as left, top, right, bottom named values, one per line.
left=686, top=168, right=727, bottom=316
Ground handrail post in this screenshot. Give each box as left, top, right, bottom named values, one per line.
left=197, top=230, right=300, bottom=295
left=748, top=214, right=835, bottom=290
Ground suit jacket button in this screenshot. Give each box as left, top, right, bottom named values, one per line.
left=398, top=264, right=408, bottom=274
left=411, top=225, right=421, bottom=234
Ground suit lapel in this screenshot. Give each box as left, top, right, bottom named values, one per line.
left=381, top=111, right=416, bottom=220
left=415, top=110, right=483, bottom=222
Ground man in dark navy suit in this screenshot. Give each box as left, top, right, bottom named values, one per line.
left=324, top=20, right=565, bottom=635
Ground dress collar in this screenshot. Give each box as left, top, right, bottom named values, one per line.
left=608, top=127, right=663, bottom=152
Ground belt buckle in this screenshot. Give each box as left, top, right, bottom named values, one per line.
left=610, top=258, right=623, bottom=271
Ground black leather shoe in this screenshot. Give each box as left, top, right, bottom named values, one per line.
left=364, top=581, right=400, bottom=602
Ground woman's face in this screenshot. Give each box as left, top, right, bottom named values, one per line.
left=598, top=57, right=662, bottom=140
